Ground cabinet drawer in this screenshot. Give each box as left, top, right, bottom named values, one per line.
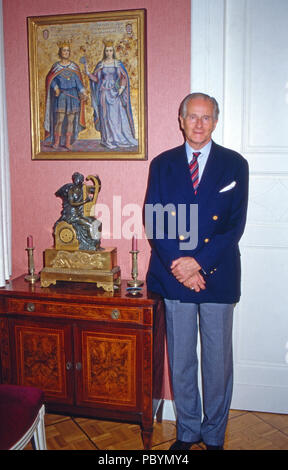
left=7, top=298, right=143, bottom=324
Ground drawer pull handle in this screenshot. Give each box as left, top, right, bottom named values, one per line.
left=76, top=362, right=82, bottom=371
left=26, top=302, right=35, bottom=312
left=111, top=309, right=120, bottom=320
left=66, top=361, right=73, bottom=371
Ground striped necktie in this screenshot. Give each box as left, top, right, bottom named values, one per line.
left=189, top=152, right=201, bottom=194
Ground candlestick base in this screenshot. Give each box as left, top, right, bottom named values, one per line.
left=25, top=273, right=40, bottom=284
left=126, top=288, right=143, bottom=297
left=127, top=279, right=144, bottom=288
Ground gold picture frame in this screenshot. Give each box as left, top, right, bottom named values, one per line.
left=27, top=9, right=147, bottom=160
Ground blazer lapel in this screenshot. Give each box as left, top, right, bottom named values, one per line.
left=169, top=144, right=197, bottom=203
left=196, top=141, right=224, bottom=206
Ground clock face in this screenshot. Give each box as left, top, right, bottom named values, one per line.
left=59, top=227, right=74, bottom=243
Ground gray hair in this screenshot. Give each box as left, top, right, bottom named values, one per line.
left=179, top=93, right=220, bottom=121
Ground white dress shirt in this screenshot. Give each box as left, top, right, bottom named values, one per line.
left=185, top=140, right=212, bottom=184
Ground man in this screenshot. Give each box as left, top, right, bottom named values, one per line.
left=144, top=93, right=249, bottom=450
left=44, top=41, right=87, bottom=150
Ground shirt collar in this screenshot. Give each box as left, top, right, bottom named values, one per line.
left=185, top=140, right=212, bottom=162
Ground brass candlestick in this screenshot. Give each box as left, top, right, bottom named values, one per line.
left=127, top=250, right=144, bottom=288
left=25, top=247, right=39, bottom=284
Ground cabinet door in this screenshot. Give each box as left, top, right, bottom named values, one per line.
left=74, top=324, right=142, bottom=410
left=10, top=318, right=74, bottom=404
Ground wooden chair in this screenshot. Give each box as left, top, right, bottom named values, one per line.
left=0, top=385, right=47, bottom=450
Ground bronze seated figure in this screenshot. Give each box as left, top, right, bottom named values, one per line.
left=54, top=172, right=102, bottom=251
left=40, top=172, right=120, bottom=291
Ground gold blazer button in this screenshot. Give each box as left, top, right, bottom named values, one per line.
left=204, top=238, right=210, bottom=243
left=212, top=215, right=218, bottom=220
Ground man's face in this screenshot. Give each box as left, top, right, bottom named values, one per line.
left=60, top=46, right=70, bottom=59
left=179, top=97, right=218, bottom=150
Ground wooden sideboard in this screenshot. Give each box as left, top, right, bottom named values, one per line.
left=0, top=275, right=165, bottom=450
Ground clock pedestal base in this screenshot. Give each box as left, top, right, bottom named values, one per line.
left=40, top=247, right=121, bottom=292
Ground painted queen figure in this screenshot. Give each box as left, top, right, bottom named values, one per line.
left=82, top=40, right=138, bottom=150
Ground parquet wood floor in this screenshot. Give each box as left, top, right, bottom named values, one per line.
left=26, top=409, right=288, bottom=451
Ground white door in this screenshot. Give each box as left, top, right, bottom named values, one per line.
left=191, top=0, right=288, bottom=413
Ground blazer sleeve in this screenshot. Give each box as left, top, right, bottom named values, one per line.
left=193, top=158, right=249, bottom=274
left=144, top=157, right=183, bottom=272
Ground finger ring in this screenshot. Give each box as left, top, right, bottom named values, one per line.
left=190, top=287, right=194, bottom=290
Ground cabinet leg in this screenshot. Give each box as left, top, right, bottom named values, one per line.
left=141, top=427, right=153, bottom=450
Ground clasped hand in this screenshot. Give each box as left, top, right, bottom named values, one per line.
left=171, top=257, right=206, bottom=292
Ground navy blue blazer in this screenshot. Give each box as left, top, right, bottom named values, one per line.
left=144, top=141, right=249, bottom=303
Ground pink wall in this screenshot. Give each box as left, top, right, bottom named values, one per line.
left=3, top=0, right=191, bottom=399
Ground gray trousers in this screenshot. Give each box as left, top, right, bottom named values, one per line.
left=164, top=299, right=234, bottom=446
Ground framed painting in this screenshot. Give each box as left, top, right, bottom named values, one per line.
left=27, top=9, right=147, bottom=160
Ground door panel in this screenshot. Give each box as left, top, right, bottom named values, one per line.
left=11, top=319, right=73, bottom=404
left=191, top=0, right=288, bottom=413
left=74, top=325, right=141, bottom=410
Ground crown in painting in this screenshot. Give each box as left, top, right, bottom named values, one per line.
left=103, top=39, right=114, bottom=47
left=57, top=39, right=71, bottom=48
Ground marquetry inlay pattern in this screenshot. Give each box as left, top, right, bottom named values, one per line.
left=82, top=332, right=137, bottom=406
left=14, top=324, right=66, bottom=396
